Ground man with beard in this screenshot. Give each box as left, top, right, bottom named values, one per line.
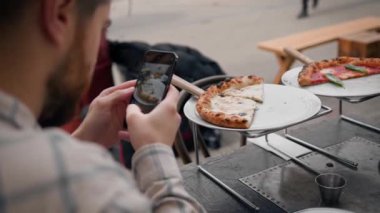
left=0, top=0, right=204, bottom=212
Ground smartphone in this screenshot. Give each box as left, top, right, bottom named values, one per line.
left=130, top=50, right=178, bottom=113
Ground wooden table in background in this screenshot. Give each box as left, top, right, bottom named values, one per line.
left=257, top=16, right=380, bottom=84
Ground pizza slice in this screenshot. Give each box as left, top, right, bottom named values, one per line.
left=196, top=75, right=264, bottom=129
left=222, top=77, right=264, bottom=102
left=298, top=57, right=380, bottom=87
left=197, top=95, right=257, bottom=129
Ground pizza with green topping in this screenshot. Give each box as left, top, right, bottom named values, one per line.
left=298, top=57, right=380, bottom=87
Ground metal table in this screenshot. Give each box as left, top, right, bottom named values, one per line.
left=183, top=84, right=359, bottom=211
left=181, top=100, right=380, bottom=212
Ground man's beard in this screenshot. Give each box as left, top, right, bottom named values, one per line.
left=38, top=32, right=92, bottom=128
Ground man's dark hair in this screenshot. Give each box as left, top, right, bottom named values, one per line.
left=77, top=0, right=109, bottom=16
left=0, top=0, right=107, bottom=27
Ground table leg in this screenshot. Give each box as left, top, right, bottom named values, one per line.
left=339, top=99, right=380, bottom=133
left=240, top=134, right=247, bottom=146
left=198, top=165, right=260, bottom=212
left=264, top=135, right=320, bottom=176
left=281, top=105, right=359, bottom=169
left=174, top=131, right=192, bottom=164
left=284, top=130, right=358, bottom=169
left=273, top=54, right=295, bottom=84
left=191, top=122, right=200, bottom=165
left=192, top=124, right=260, bottom=211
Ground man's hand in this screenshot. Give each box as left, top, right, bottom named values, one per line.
left=126, top=85, right=181, bottom=151
left=73, top=80, right=135, bottom=148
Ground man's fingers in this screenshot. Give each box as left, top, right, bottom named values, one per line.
left=102, top=87, right=135, bottom=105
left=100, top=80, right=136, bottom=96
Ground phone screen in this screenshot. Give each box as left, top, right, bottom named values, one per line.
left=131, top=50, right=177, bottom=113
left=134, top=63, right=171, bottom=105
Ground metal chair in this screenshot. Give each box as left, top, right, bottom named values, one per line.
left=174, top=75, right=248, bottom=164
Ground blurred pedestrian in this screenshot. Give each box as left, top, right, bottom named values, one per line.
left=298, top=0, right=319, bottom=18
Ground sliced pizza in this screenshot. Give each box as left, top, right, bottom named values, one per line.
left=222, top=76, right=264, bottom=102
left=196, top=75, right=264, bottom=129
left=298, top=57, right=380, bottom=87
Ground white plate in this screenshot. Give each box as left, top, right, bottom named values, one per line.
left=295, top=207, right=354, bottom=213
left=281, top=66, right=380, bottom=97
left=183, top=84, right=321, bottom=132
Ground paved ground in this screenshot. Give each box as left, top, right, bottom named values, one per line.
left=108, top=0, right=380, bottom=82
left=107, top=0, right=380, bottom=164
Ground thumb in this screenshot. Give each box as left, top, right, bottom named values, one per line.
left=126, top=104, right=142, bottom=121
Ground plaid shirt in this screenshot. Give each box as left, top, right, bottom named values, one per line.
left=0, top=90, right=204, bottom=212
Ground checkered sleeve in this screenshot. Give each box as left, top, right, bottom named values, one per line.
left=132, top=144, right=205, bottom=213
left=0, top=92, right=204, bottom=212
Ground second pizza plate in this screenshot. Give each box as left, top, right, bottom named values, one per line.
left=282, top=66, right=380, bottom=97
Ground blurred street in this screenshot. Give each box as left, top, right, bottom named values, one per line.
left=108, top=0, right=380, bottom=82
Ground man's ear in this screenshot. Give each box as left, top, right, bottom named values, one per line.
left=41, top=0, right=76, bottom=47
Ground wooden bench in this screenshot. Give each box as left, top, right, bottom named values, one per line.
left=257, top=16, right=380, bottom=84
left=338, top=31, right=380, bottom=58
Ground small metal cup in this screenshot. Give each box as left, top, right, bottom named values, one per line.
left=315, top=173, right=347, bottom=206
